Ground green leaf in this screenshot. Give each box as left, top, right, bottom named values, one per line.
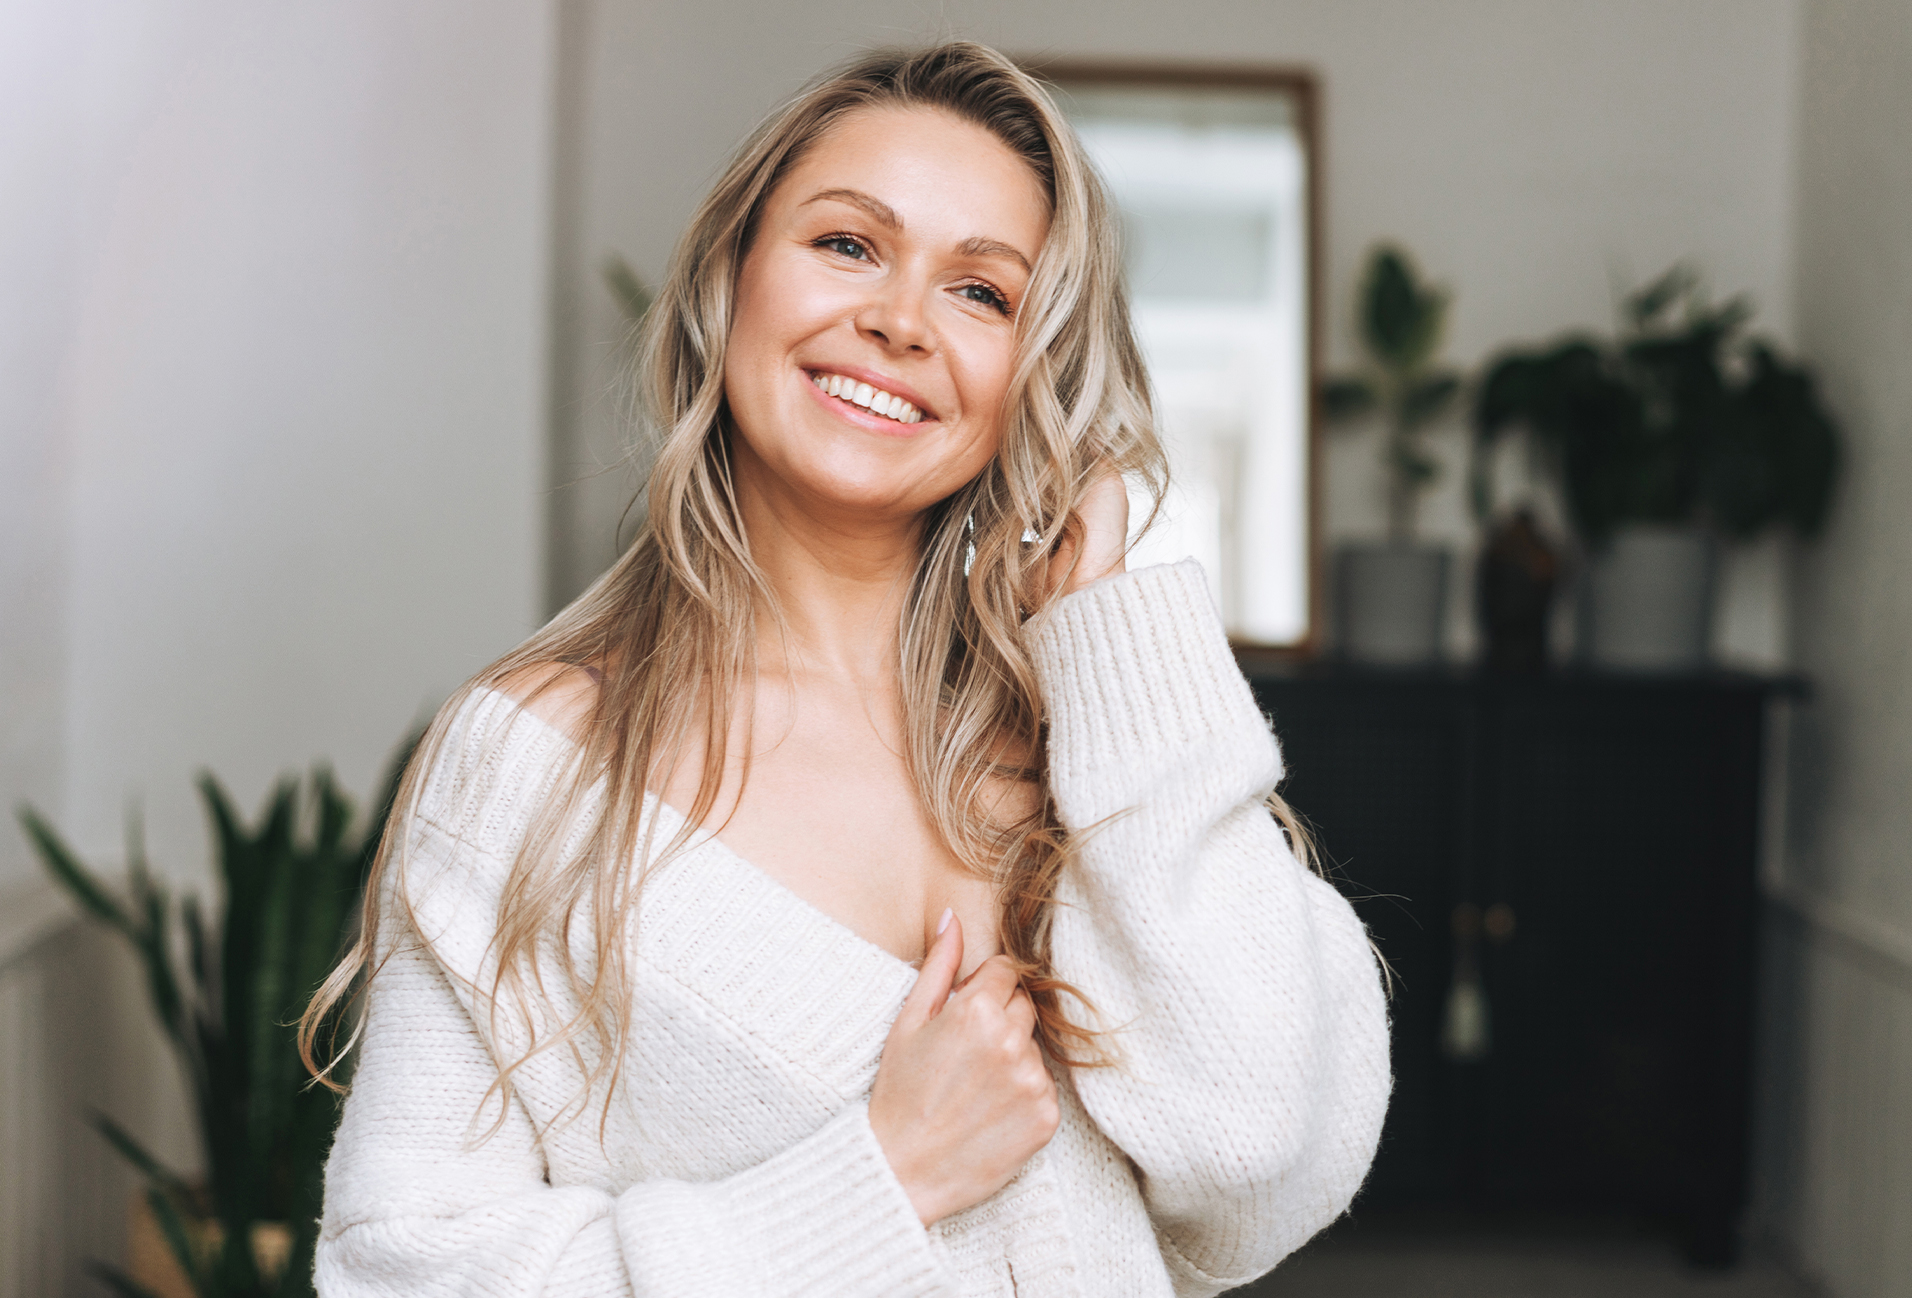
left=312, top=767, right=354, bottom=862
left=183, top=896, right=216, bottom=1014
left=1320, top=376, right=1378, bottom=423
left=1624, top=263, right=1696, bottom=330
left=145, top=1185, right=205, bottom=1297
left=1360, top=246, right=1447, bottom=374
left=91, top=1112, right=190, bottom=1194
left=1400, top=372, right=1461, bottom=430
left=1468, top=435, right=1496, bottom=523
left=1711, top=342, right=1841, bottom=539
left=1389, top=437, right=1441, bottom=488
left=18, top=806, right=130, bottom=929
left=603, top=253, right=655, bottom=324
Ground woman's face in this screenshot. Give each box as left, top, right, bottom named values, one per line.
left=724, top=106, right=1051, bottom=527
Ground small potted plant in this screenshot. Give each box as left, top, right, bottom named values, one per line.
left=1323, top=244, right=1463, bottom=664
left=1474, top=266, right=1839, bottom=669
left=19, top=746, right=407, bottom=1298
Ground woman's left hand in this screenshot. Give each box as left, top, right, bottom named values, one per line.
left=1048, top=468, right=1129, bottom=597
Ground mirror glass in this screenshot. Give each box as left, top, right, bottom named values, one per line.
left=1046, top=70, right=1318, bottom=648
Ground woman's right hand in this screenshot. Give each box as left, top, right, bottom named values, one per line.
left=868, top=913, right=1061, bottom=1226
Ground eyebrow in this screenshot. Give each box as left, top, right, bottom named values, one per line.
left=802, top=188, right=1034, bottom=273
left=956, top=235, right=1032, bottom=274
left=803, top=188, right=901, bottom=230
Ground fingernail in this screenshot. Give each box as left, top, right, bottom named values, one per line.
left=937, top=907, right=953, bottom=936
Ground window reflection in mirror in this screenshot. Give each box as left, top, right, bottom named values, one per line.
left=1046, top=70, right=1318, bottom=649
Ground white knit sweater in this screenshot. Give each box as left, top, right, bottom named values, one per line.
left=317, top=561, right=1390, bottom=1298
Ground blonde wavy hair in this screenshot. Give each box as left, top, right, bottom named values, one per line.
left=303, top=41, right=1304, bottom=1122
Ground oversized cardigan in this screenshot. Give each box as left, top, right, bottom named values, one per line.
left=316, top=561, right=1391, bottom=1297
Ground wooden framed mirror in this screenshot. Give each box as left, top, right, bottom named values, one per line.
left=1035, top=62, right=1322, bottom=653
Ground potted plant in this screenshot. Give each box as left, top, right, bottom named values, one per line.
left=1323, top=244, right=1463, bottom=664
left=19, top=748, right=407, bottom=1298
left=1474, top=266, right=1840, bottom=669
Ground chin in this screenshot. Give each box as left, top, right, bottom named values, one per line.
left=804, top=469, right=947, bottom=520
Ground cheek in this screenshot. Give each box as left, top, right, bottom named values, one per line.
left=725, top=261, right=780, bottom=393
left=953, top=335, right=1018, bottom=449
left=724, top=253, right=848, bottom=416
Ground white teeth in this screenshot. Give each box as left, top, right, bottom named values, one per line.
left=809, top=371, right=925, bottom=424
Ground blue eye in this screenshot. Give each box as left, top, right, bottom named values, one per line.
left=960, top=282, right=1011, bottom=315
left=820, top=235, right=867, bottom=260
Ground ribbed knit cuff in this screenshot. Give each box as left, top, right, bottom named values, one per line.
left=613, top=1101, right=951, bottom=1296
left=1028, top=561, right=1281, bottom=825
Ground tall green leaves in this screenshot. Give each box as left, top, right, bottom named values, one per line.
left=18, top=738, right=411, bottom=1297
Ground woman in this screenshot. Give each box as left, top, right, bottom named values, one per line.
left=304, top=42, right=1388, bottom=1298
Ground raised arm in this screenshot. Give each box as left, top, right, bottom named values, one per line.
left=1030, top=561, right=1391, bottom=1297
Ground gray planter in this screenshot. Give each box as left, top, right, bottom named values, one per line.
left=1336, top=542, right=1451, bottom=665
left=1578, top=525, right=1717, bottom=670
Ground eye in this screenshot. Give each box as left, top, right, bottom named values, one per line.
left=957, top=281, right=1013, bottom=316
left=816, top=234, right=870, bottom=261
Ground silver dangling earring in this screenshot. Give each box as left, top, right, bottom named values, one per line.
left=963, top=512, right=977, bottom=578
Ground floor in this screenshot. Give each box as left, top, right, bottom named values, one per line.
left=1228, top=1216, right=1820, bottom=1298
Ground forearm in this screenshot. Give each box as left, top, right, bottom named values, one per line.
left=1030, top=561, right=1391, bottom=1283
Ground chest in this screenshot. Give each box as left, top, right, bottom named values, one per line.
left=659, top=677, right=1007, bottom=971
left=514, top=837, right=1121, bottom=1298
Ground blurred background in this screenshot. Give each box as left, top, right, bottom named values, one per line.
left=2, top=1, right=1907, bottom=1295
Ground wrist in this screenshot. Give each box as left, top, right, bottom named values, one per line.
left=869, top=1104, right=944, bottom=1226
left=1061, top=553, right=1124, bottom=596
left=882, top=1144, right=949, bottom=1226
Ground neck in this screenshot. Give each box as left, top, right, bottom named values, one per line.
left=732, top=454, right=924, bottom=684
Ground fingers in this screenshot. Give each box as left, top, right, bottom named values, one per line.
left=958, top=954, right=1026, bottom=1008
left=1005, top=986, right=1037, bottom=1036
left=1053, top=468, right=1130, bottom=597
left=899, top=910, right=964, bottom=1027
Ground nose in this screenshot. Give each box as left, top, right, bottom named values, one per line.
left=855, top=275, right=934, bottom=355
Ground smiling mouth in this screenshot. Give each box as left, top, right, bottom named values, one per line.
left=807, top=370, right=927, bottom=425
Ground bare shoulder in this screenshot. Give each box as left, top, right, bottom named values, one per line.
left=490, top=661, right=602, bottom=742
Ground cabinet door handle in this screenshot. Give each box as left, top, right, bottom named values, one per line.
left=1484, top=902, right=1517, bottom=944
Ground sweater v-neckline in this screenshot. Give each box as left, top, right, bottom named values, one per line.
left=643, top=791, right=924, bottom=975
left=477, top=687, right=922, bottom=978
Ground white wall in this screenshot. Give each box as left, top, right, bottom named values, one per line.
left=1, top=0, right=554, bottom=890
left=1758, top=0, right=1912, bottom=1292
left=0, top=0, right=556, bottom=1214
left=552, top=0, right=1801, bottom=663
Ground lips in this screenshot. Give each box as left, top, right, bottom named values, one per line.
left=806, top=369, right=932, bottom=425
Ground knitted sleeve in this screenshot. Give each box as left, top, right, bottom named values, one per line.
left=314, top=701, right=950, bottom=1298
left=1028, top=560, right=1392, bottom=1298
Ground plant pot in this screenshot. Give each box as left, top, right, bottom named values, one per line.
left=1336, top=542, right=1451, bottom=665
left=1578, top=524, right=1717, bottom=670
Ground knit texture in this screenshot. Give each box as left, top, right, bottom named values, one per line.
left=317, top=560, right=1390, bottom=1298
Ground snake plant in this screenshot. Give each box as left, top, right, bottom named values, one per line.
left=19, top=741, right=411, bottom=1298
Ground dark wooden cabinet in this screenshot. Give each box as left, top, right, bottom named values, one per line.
left=1241, top=665, right=1786, bottom=1265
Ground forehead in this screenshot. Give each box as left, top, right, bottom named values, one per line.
left=770, top=106, right=1051, bottom=241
